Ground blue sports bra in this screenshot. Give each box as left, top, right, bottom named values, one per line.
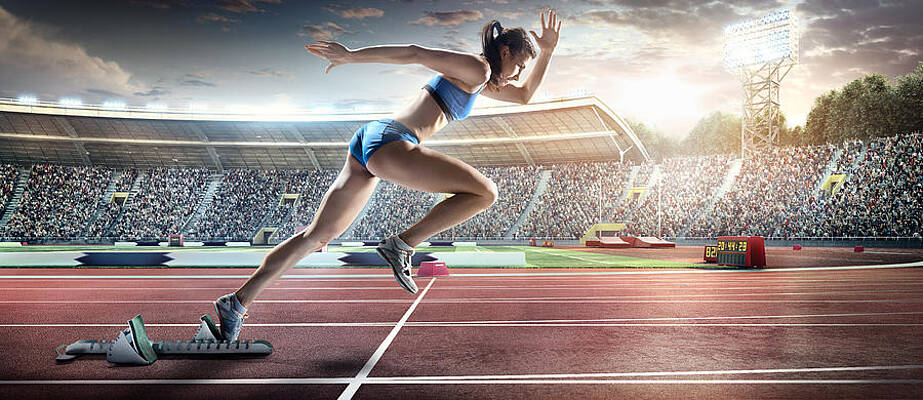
left=423, top=75, right=484, bottom=121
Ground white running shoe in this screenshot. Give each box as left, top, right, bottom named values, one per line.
left=376, top=236, right=418, bottom=294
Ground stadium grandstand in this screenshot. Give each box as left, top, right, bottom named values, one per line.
left=0, top=98, right=920, bottom=246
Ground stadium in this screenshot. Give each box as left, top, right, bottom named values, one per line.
left=1, top=2, right=922, bottom=399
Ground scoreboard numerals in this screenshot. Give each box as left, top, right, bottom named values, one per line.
left=715, top=237, right=765, bottom=268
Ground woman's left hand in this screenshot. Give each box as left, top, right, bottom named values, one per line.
left=529, top=9, right=562, bottom=52
left=305, top=40, right=352, bottom=74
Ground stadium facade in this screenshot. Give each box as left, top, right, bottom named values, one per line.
left=0, top=96, right=650, bottom=170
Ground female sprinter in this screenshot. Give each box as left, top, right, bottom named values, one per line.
left=213, top=11, right=562, bottom=340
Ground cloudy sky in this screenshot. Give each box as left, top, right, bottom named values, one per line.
left=0, top=0, right=920, bottom=138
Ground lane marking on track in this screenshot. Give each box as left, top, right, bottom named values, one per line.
left=422, top=299, right=923, bottom=304
left=0, top=300, right=413, bottom=304
left=3, top=365, right=923, bottom=385
left=4, top=322, right=922, bottom=329
left=5, top=281, right=923, bottom=291
left=5, top=288, right=920, bottom=302
left=2, top=379, right=921, bottom=385
left=0, top=323, right=395, bottom=327
left=4, top=299, right=923, bottom=305
left=405, top=311, right=923, bottom=325
left=362, top=379, right=923, bottom=384
left=364, top=364, right=923, bottom=381
left=3, top=311, right=921, bottom=328
left=337, top=278, right=436, bottom=400
left=6, top=278, right=923, bottom=289
left=0, top=260, right=919, bottom=280
left=398, top=323, right=923, bottom=327
left=414, top=288, right=923, bottom=300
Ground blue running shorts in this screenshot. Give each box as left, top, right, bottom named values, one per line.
left=349, top=118, right=420, bottom=167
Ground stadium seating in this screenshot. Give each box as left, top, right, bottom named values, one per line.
left=517, top=162, right=631, bottom=238
left=2, top=165, right=111, bottom=238
left=434, top=165, right=540, bottom=240
left=0, top=164, right=17, bottom=215
left=0, top=133, right=920, bottom=242
left=109, top=168, right=210, bottom=240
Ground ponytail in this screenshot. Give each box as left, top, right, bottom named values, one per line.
left=480, top=19, right=535, bottom=87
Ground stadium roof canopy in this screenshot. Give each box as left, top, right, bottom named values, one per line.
left=0, top=96, right=650, bottom=170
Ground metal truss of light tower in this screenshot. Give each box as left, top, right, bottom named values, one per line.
left=723, top=8, right=799, bottom=158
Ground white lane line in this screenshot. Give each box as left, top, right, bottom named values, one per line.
left=0, top=323, right=395, bottom=327
left=2, top=378, right=920, bottom=385
left=0, top=260, right=918, bottom=279
left=400, top=323, right=923, bottom=327
left=337, top=278, right=436, bottom=400
left=4, top=287, right=919, bottom=303
left=7, top=323, right=922, bottom=328
left=5, top=365, right=922, bottom=385
left=0, top=287, right=407, bottom=291
left=0, top=378, right=352, bottom=385
left=362, top=379, right=923, bottom=384
left=0, top=300, right=412, bottom=304
left=423, top=299, right=923, bottom=304
left=4, top=299, right=923, bottom=304
left=3, top=311, right=921, bottom=328
left=366, top=364, right=923, bottom=381
left=7, top=280, right=923, bottom=291
left=407, top=311, right=923, bottom=325
left=415, top=288, right=923, bottom=300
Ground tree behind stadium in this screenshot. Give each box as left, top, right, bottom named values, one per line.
left=803, top=61, right=923, bottom=144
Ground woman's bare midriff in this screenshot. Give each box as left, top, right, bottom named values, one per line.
left=387, top=89, right=448, bottom=142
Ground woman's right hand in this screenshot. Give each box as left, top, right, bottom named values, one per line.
left=305, top=40, right=352, bottom=74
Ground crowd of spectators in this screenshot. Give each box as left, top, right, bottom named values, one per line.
left=0, top=164, right=18, bottom=215
left=688, top=144, right=835, bottom=237
left=109, top=168, right=210, bottom=240
left=349, top=181, right=439, bottom=240
left=85, top=168, right=138, bottom=237
left=433, top=166, right=540, bottom=239
left=606, top=163, right=655, bottom=224
left=804, top=134, right=922, bottom=237
left=186, top=169, right=302, bottom=240
left=260, top=170, right=336, bottom=241
left=2, top=165, right=111, bottom=238
left=2, top=132, right=920, bottom=241
left=516, top=162, right=630, bottom=238
left=622, top=155, right=731, bottom=237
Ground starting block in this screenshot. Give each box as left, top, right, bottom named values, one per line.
left=417, top=261, right=449, bottom=277
left=55, top=314, right=273, bottom=365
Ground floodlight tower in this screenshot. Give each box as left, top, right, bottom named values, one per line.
left=723, top=9, right=799, bottom=157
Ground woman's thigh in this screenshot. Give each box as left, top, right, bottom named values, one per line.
left=302, top=154, right=379, bottom=240
left=365, top=140, right=496, bottom=197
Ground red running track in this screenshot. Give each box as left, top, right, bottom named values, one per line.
left=1, top=265, right=922, bottom=399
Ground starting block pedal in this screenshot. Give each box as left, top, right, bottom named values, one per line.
left=55, top=314, right=273, bottom=365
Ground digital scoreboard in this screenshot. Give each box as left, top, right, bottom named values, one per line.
left=716, top=236, right=766, bottom=268
left=703, top=245, right=718, bottom=263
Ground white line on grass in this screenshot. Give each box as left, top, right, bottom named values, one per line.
left=337, top=278, right=436, bottom=400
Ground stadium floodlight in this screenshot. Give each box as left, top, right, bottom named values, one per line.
left=102, top=100, right=126, bottom=110
left=59, top=97, right=83, bottom=107
left=17, top=95, right=38, bottom=105
left=146, top=102, right=168, bottom=111
left=723, top=9, right=798, bottom=70
left=723, top=8, right=799, bottom=158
